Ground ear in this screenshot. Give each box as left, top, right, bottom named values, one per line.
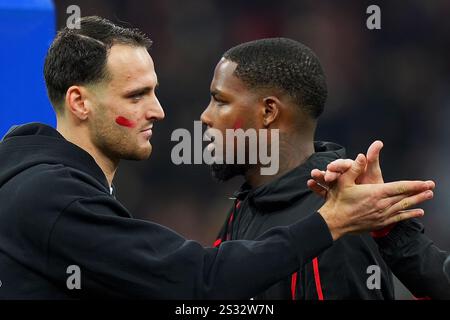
left=262, top=96, right=281, bottom=127
left=65, top=85, right=90, bottom=121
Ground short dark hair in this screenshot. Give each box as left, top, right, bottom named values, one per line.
left=223, top=38, right=327, bottom=119
left=44, top=16, right=152, bottom=113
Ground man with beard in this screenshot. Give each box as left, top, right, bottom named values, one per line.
left=0, top=17, right=432, bottom=299
left=201, top=38, right=449, bottom=299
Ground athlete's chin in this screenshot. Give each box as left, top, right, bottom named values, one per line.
left=138, top=144, right=152, bottom=160
left=210, top=163, right=246, bottom=182
left=123, top=144, right=152, bottom=161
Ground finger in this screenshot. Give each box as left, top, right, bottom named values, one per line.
left=425, top=180, right=436, bottom=190
left=384, top=190, right=434, bottom=217
left=341, top=153, right=367, bottom=185
left=366, top=140, right=383, bottom=165
left=311, top=169, right=326, bottom=183
left=379, top=180, right=435, bottom=197
left=327, top=159, right=354, bottom=173
left=366, top=140, right=383, bottom=180
left=381, top=209, right=425, bottom=227
left=324, top=170, right=341, bottom=182
left=307, top=179, right=328, bottom=198
left=376, top=193, right=404, bottom=211
left=378, top=187, right=433, bottom=210
left=310, top=170, right=331, bottom=193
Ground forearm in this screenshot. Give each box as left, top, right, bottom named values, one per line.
left=375, top=219, right=450, bottom=299
left=49, top=199, right=333, bottom=299
left=204, top=212, right=333, bottom=299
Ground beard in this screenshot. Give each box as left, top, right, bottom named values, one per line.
left=96, top=130, right=152, bottom=162
left=90, top=112, right=152, bottom=162
left=209, top=163, right=249, bottom=182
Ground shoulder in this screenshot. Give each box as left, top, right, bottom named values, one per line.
left=15, top=163, right=110, bottom=209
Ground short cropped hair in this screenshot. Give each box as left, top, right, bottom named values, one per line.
left=223, top=38, right=327, bottom=119
left=43, top=16, right=152, bottom=113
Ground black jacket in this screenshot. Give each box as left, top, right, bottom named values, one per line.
left=374, top=219, right=450, bottom=299
left=216, top=141, right=450, bottom=299
left=0, top=123, right=334, bottom=299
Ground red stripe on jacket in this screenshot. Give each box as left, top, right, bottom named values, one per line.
left=313, top=257, right=324, bottom=300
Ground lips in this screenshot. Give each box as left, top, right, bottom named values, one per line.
left=140, top=126, right=153, bottom=139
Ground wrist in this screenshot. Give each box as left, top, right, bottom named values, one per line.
left=318, top=206, right=344, bottom=241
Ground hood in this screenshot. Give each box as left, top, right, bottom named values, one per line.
left=0, top=122, right=109, bottom=191
left=235, top=141, right=346, bottom=213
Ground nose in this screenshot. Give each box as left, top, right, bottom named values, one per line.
left=146, top=96, right=165, bottom=121
left=200, top=103, right=212, bottom=127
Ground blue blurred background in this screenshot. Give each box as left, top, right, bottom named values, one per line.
left=1, top=0, right=449, bottom=299
left=0, top=0, right=55, bottom=137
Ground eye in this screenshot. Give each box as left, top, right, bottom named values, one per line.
left=212, top=95, right=227, bottom=106
left=130, top=93, right=145, bottom=103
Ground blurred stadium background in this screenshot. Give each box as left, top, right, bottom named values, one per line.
left=1, top=0, right=449, bottom=299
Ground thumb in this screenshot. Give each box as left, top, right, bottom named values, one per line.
left=366, top=140, right=383, bottom=165
left=342, top=153, right=367, bottom=185
left=366, top=140, right=384, bottom=182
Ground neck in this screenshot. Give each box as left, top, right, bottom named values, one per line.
left=245, top=131, right=315, bottom=189
left=57, top=122, right=118, bottom=187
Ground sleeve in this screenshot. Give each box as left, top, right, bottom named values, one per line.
left=46, top=196, right=333, bottom=299
left=374, top=219, right=450, bottom=299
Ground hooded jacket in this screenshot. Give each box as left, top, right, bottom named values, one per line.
left=0, top=123, right=334, bottom=299
left=216, top=141, right=450, bottom=300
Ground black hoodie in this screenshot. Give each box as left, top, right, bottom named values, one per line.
left=216, top=141, right=450, bottom=299
left=0, top=123, right=334, bottom=299
left=217, top=142, right=393, bottom=300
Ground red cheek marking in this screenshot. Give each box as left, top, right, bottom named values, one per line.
left=115, top=116, right=136, bottom=128
left=233, top=119, right=243, bottom=130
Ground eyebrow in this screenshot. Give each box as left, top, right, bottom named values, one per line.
left=124, top=82, right=159, bottom=97
left=210, top=89, right=222, bottom=97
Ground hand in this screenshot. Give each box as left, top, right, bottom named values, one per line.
left=308, top=140, right=426, bottom=238
left=330, top=140, right=384, bottom=184
left=317, top=153, right=435, bottom=240
left=307, top=140, right=385, bottom=197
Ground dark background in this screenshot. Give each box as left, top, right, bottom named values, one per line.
left=49, top=0, right=449, bottom=299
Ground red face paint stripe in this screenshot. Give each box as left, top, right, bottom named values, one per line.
left=233, top=119, right=243, bottom=130
left=115, top=116, right=136, bottom=128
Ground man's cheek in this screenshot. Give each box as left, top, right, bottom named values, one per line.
left=115, top=116, right=137, bottom=128
left=233, top=118, right=243, bottom=130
